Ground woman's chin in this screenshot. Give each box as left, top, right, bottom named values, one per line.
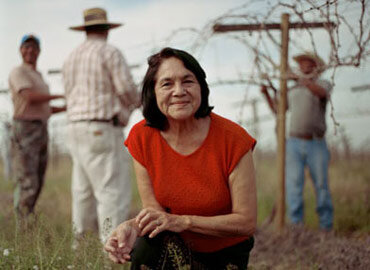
left=165, top=106, right=193, bottom=119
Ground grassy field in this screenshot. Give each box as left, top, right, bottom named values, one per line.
left=255, top=153, right=370, bottom=234
left=0, top=157, right=132, bottom=270
left=0, top=153, right=369, bottom=269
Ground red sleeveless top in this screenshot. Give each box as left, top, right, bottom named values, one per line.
left=125, top=113, right=256, bottom=252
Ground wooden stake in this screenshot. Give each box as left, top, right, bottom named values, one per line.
left=275, top=13, right=289, bottom=232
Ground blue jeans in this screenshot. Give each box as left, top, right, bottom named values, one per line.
left=286, top=137, right=333, bottom=229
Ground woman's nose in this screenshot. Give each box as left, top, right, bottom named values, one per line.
left=173, top=83, right=186, bottom=95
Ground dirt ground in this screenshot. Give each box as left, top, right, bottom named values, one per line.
left=249, top=226, right=370, bottom=270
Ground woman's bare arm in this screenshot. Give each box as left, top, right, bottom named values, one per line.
left=133, top=159, right=165, bottom=211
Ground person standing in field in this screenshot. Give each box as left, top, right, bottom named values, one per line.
left=63, top=7, right=141, bottom=245
left=8, top=34, right=66, bottom=220
left=261, top=52, right=334, bottom=230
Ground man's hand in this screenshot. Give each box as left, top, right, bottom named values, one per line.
left=298, top=78, right=328, bottom=98
left=260, top=85, right=269, bottom=95
left=286, top=71, right=299, bottom=81
left=51, top=105, right=66, bottom=114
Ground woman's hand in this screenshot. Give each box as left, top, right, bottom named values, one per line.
left=104, top=220, right=139, bottom=264
left=135, top=207, right=190, bottom=238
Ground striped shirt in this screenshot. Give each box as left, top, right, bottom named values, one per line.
left=62, top=36, right=140, bottom=125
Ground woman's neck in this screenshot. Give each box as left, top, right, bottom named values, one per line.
left=161, top=116, right=211, bottom=155
left=166, top=117, right=203, bottom=136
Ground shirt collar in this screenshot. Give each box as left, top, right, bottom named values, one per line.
left=22, top=62, right=37, bottom=70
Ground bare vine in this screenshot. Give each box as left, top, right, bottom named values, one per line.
left=167, top=0, right=370, bottom=132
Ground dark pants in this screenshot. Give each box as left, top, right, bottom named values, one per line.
left=12, top=120, right=48, bottom=217
left=130, top=232, right=254, bottom=270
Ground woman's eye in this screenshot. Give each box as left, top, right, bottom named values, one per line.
left=161, top=82, right=171, bottom=87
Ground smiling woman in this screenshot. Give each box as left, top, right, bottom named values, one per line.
left=154, top=57, right=202, bottom=122
left=105, top=47, right=257, bottom=269
left=142, top=48, right=213, bottom=132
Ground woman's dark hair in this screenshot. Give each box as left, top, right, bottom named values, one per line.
left=142, top=47, right=213, bottom=130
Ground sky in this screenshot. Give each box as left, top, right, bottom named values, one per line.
left=0, top=0, right=369, bottom=152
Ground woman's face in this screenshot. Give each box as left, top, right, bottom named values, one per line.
left=154, top=57, right=201, bottom=121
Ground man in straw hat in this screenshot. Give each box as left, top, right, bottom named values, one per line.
left=261, top=51, right=334, bottom=231
left=62, top=7, right=140, bottom=245
left=9, top=34, right=66, bottom=222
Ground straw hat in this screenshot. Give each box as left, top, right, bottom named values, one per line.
left=69, top=7, right=122, bottom=31
left=293, top=51, right=326, bottom=72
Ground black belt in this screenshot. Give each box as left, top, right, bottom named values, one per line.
left=73, top=115, right=121, bottom=126
left=290, top=133, right=324, bottom=140
left=74, top=119, right=111, bottom=123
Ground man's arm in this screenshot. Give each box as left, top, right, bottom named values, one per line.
left=107, top=50, right=141, bottom=109
left=299, top=78, right=328, bottom=98
left=19, top=89, right=64, bottom=104
left=260, top=85, right=278, bottom=114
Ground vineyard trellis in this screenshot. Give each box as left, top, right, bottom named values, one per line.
left=163, top=0, right=370, bottom=230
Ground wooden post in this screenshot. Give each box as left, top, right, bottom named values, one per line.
left=275, top=13, right=289, bottom=231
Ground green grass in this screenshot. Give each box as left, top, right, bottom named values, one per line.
left=0, top=154, right=369, bottom=269
left=0, top=215, right=105, bottom=269
left=255, top=154, right=370, bottom=234
left=0, top=157, right=130, bottom=269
